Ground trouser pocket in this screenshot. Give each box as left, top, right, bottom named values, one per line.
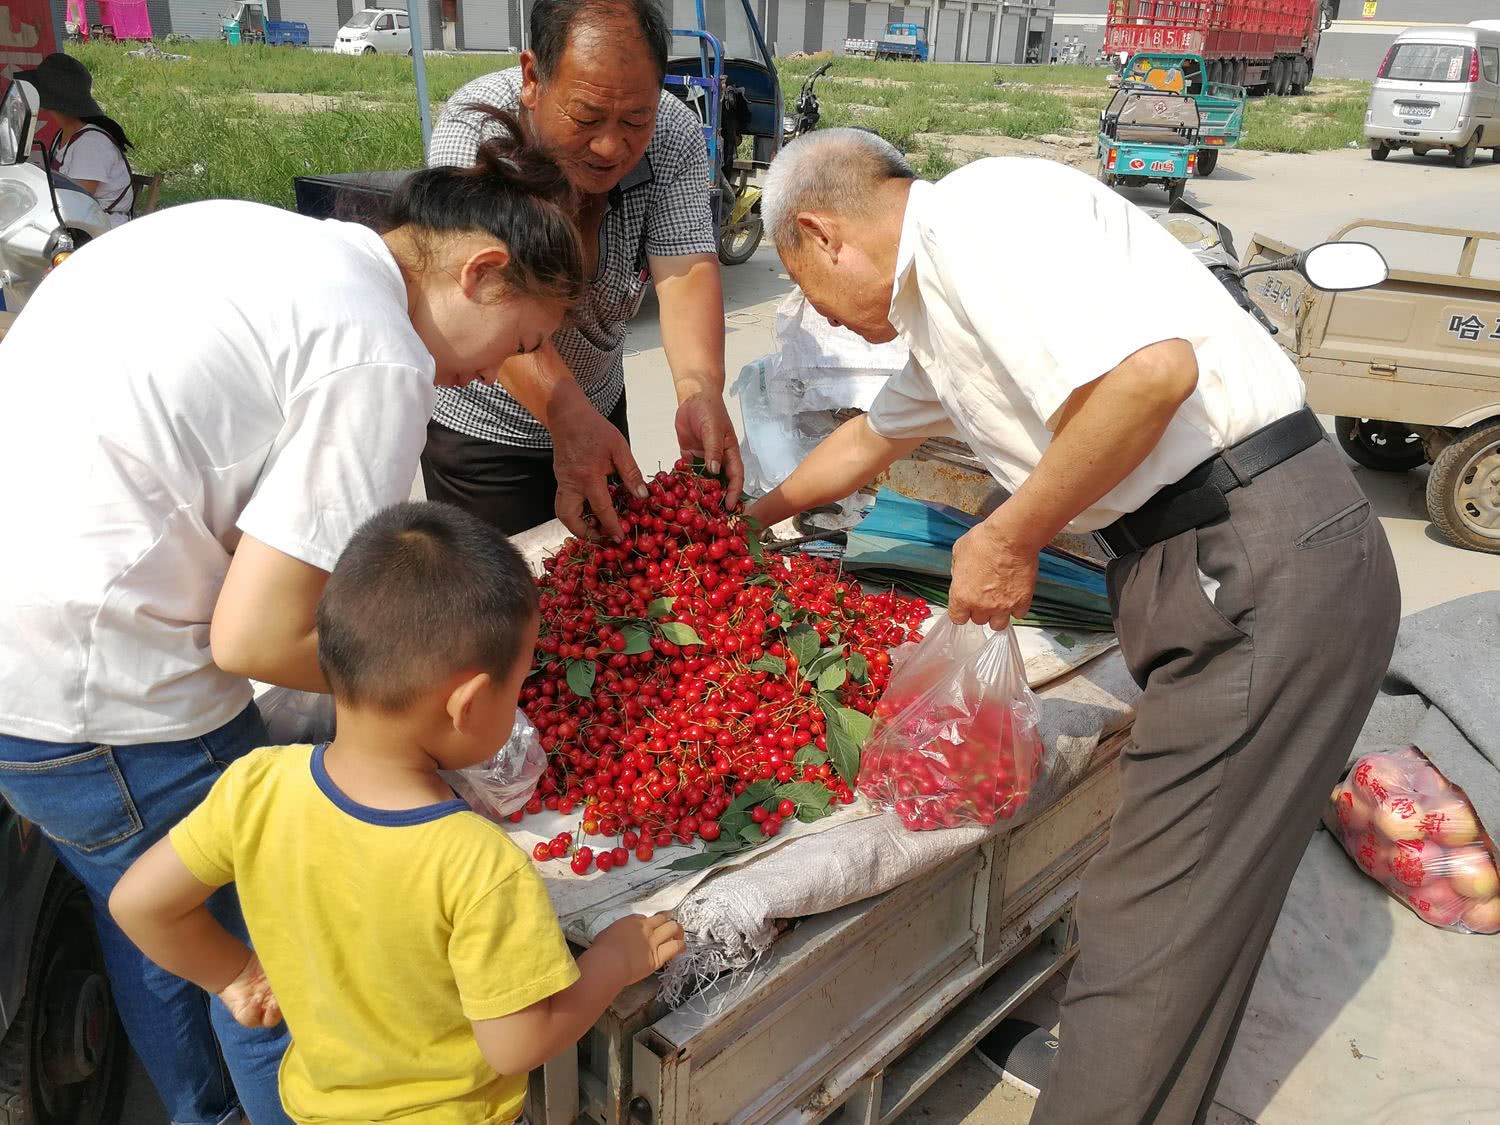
left=0, top=741, right=143, bottom=853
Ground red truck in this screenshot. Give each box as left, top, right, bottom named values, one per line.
left=1105, top=0, right=1332, bottom=96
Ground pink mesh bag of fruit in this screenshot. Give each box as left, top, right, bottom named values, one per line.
left=859, top=617, right=1049, bottom=832
left=1325, top=746, right=1500, bottom=934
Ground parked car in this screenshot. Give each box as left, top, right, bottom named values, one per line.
left=1366, top=21, right=1500, bottom=167
left=1, top=801, right=127, bottom=1125
left=335, top=8, right=412, bottom=56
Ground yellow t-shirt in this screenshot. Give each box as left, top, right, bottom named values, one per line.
left=170, top=744, right=579, bottom=1124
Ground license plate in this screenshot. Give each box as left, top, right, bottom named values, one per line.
left=1398, top=104, right=1435, bottom=119
left=1149, top=159, right=1176, bottom=172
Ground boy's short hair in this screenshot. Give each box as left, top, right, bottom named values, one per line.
left=316, top=502, right=539, bottom=711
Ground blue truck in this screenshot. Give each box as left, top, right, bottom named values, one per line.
left=844, top=22, right=929, bottom=62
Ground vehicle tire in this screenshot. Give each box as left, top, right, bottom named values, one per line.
left=1453, top=133, right=1479, bottom=168
left=1370, top=142, right=1390, bottom=161
left=1235, top=59, right=1247, bottom=88
left=0, top=873, right=127, bottom=1125
left=1291, top=58, right=1309, bottom=94
left=1334, top=417, right=1426, bottom=472
left=1195, top=149, right=1218, bottom=176
left=717, top=211, right=763, bottom=266
left=1426, top=420, right=1500, bottom=554
left=1166, top=178, right=1186, bottom=204
left=362, top=44, right=376, bottom=55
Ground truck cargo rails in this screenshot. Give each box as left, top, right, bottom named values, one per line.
left=1105, top=0, right=1333, bottom=96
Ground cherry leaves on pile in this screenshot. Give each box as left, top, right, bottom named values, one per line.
left=519, top=463, right=928, bottom=875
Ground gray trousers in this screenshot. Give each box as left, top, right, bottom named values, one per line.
left=1032, top=439, right=1400, bottom=1125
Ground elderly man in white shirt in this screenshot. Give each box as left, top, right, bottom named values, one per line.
left=748, top=130, right=1401, bottom=1125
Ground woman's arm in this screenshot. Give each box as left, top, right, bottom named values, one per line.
left=746, top=416, right=928, bottom=528
left=210, top=534, right=328, bottom=691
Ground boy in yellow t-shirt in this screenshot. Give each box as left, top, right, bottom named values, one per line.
left=110, top=501, right=685, bottom=1124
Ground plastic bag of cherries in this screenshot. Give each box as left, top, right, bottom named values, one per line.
left=859, top=617, right=1047, bottom=832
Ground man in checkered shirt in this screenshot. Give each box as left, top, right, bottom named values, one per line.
left=423, top=0, right=743, bottom=538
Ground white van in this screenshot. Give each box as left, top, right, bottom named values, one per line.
left=1365, top=22, right=1500, bottom=166
left=334, top=8, right=412, bottom=55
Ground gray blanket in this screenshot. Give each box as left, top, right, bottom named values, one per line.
left=1351, top=591, right=1500, bottom=844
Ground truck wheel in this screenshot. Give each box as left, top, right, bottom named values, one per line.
left=1453, top=133, right=1479, bottom=168
left=1290, top=58, right=1309, bottom=94
left=1427, top=420, right=1500, bottom=553
left=1195, top=149, right=1218, bottom=177
left=1370, top=143, right=1390, bottom=161
left=1335, top=417, right=1426, bottom=472
left=0, top=873, right=127, bottom=1125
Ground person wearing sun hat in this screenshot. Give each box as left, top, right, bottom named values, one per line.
left=15, top=53, right=135, bottom=225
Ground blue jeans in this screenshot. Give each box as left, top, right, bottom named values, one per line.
left=0, top=705, right=292, bottom=1125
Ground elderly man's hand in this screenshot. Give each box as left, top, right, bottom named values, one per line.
left=552, top=406, right=648, bottom=541
left=948, top=520, right=1039, bottom=631
left=675, top=391, right=744, bottom=506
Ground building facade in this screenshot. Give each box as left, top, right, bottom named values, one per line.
left=453, top=0, right=1058, bottom=60
left=50, top=0, right=444, bottom=47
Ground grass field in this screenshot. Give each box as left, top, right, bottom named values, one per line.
left=72, top=42, right=1370, bottom=206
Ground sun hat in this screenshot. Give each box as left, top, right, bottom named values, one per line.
left=13, top=54, right=105, bottom=119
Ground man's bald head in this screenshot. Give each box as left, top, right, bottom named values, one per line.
left=762, top=128, right=915, bottom=250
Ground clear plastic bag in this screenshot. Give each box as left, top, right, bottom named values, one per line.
left=859, top=617, right=1047, bottom=831
left=253, top=684, right=336, bottom=745
left=1324, top=746, right=1500, bottom=934
left=441, top=710, right=548, bottom=821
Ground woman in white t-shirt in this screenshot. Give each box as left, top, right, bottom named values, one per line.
left=18, top=53, right=135, bottom=225
left=0, top=110, right=583, bottom=1125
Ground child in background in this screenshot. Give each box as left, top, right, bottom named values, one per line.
left=111, top=501, right=685, bottom=1124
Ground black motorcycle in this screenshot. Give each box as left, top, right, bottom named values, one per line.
left=783, top=61, right=833, bottom=144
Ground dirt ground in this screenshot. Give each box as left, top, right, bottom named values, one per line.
left=249, top=91, right=391, bottom=113
left=914, top=132, right=1098, bottom=172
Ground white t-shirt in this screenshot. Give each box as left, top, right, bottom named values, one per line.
left=867, top=160, right=1305, bottom=531
left=55, top=127, right=134, bottom=227
left=0, top=200, right=436, bottom=744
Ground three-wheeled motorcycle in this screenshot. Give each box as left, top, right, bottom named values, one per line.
left=662, top=0, right=798, bottom=265
left=1114, top=52, right=1245, bottom=177
left=1097, top=86, right=1203, bottom=203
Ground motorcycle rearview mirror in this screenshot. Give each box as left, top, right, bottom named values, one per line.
left=1, top=80, right=40, bottom=166
left=1238, top=241, right=1389, bottom=293
left=1297, top=241, right=1389, bottom=291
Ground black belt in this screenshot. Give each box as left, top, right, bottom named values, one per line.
left=1095, top=407, right=1325, bottom=559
